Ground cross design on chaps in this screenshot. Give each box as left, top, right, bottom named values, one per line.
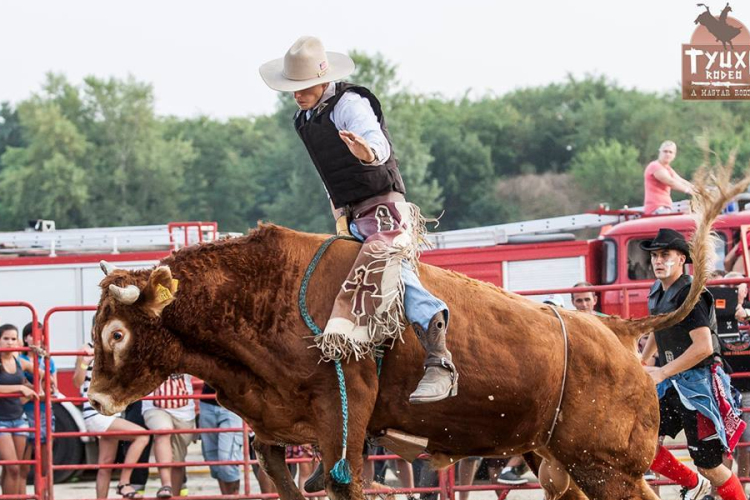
left=375, top=205, right=396, bottom=232
left=342, top=265, right=380, bottom=319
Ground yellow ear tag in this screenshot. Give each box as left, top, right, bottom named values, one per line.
left=155, top=280, right=178, bottom=303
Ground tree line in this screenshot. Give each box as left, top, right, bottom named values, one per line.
left=2, top=52, right=750, bottom=234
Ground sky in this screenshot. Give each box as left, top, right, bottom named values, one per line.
left=0, top=0, right=721, bottom=119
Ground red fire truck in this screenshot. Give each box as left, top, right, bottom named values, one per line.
left=1, top=200, right=749, bottom=478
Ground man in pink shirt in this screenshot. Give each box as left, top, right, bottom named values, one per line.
left=643, top=141, right=694, bottom=215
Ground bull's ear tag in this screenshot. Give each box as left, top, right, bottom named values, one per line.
left=155, top=284, right=172, bottom=303
left=155, top=279, right=179, bottom=303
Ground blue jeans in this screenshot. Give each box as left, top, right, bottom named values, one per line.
left=0, top=416, right=29, bottom=438
left=199, top=402, right=243, bottom=483
left=25, top=408, right=54, bottom=443
left=350, top=222, right=447, bottom=330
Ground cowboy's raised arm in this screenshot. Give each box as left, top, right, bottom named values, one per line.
left=332, top=94, right=390, bottom=165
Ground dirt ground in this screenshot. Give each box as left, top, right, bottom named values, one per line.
left=45, top=436, right=728, bottom=500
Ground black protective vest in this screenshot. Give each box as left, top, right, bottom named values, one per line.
left=294, top=83, right=406, bottom=209
left=648, top=274, right=720, bottom=368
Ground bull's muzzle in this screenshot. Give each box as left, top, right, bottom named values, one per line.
left=87, top=391, right=121, bottom=416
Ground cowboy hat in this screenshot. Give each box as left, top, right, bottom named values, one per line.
left=639, top=228, right=692, bottom=263
left=259, top=36, right=355, bottom=92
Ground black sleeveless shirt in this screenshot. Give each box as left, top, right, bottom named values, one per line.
left=648, top=274, right=719, bottom=369
left=0, top=358, right=25, bottom=420
left=294, top=83, right=405, bottom=209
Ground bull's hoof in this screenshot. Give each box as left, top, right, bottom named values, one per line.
left=304, top=462, right=325, bottom=493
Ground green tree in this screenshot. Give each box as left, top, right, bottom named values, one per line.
left=79, top=76, right=194, bottom=225
left=0, top=99, right=90, bottom=228
left=570, top=139, right=644, bottom=209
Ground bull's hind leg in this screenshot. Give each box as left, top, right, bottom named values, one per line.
left=253, top=441, right=305, bottom=500
left=567, top=462, right=657, bottom=500
left=523, top=452, right=588, bottom=500
left=539, top=458, right=572, bottom=500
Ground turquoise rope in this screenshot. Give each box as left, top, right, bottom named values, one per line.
left=299, top=235, right=356, bottom=485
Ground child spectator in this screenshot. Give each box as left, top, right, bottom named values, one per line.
left=199, top=383, right=243, bottom=496
left=19, top=321, right=56, bottom=487
left=142, top=374, right=196, bottom=499
left=0, top=324, right=37, bottom=496
left=74, top=342, right=150, bottom=499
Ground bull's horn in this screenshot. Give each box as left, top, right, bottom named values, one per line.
left=108, top=284, right=141, bottom=305
left=100, top=261, right=117, bottom=276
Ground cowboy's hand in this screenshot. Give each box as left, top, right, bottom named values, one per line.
left=339, top=130, right=376, bottom=163
left=644, top=365, right=666, bottom=385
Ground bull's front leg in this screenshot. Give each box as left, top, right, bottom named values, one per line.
left=253, top=441, right=305, bottom=500
left=319, top=439, right=365, bottom=500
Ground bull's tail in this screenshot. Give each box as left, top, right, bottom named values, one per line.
left=601, top=162, right=750, bottom=349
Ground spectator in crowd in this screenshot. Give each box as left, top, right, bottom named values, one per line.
left=362, top=444, right=414, bottom=492
left=494, top=456, right=529, bottom=486
left=74, top=342, right=150, bottom=499
left=199, top=383, right=243, bottom=496
left=643, top=140, right=694, bottom=215
left=725, top=236, right=749, bottom=275
left=731, top=272, right=750, bottom=491
left=542, top=294, right=564, bottom=308
left=142, top=374, right=196, bottom=499
left=120, top=400, right=153, bottom=497
left=0, top=324, right=36, bottom=496
left=571, top=282, right=602, bottom=315
left=456, top=457, right=482, bottom=500
left=287, top=445, right=316, bottom=493
left=18, top=322, right=55, bottom=487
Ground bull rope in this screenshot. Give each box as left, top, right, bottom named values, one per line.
left=545, top=305, right=569, bottom=448
left=299, top=235, right=358, bottom=485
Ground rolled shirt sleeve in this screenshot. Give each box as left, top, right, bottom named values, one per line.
left=330, top=92, right=390, bottom=165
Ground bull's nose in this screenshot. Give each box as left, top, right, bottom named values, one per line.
left=87, top=392, right=117, bottom=416
left=89, top=397, right=103, bottom=413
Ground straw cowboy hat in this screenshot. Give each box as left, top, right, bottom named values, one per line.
left=259, top=36, right=355, bottom=92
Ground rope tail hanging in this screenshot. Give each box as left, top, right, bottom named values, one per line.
left=298, top=235, right=357, bottom=484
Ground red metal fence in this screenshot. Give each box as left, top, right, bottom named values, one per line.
left=1, top=282, right=750, bottom=499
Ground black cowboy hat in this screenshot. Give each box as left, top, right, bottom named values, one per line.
left=639, top=228, right=692, bottom=263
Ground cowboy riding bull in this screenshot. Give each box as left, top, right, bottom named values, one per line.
left=87, top=168, right=747, bottom=500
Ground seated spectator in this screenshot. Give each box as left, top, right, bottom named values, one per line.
left=643, top=140, right=693, bottom=215
left=142, top=374, right=196, bottom=499
left=456, top=457, right=481, bottom=500
left=18, top=322, right=55, bottom=487
left=75, top=342, right=150, bottom=499
left=0, top=324, right=36, bottom=497
left=495, top=455, right=528, bottom=486
left=199, top=383, right=244, bottom=496
left=120, top=400, right=153, bottom=498
left=542, top=294, right=564, bottom=308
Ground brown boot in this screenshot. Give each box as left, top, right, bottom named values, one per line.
left=409, top=311, right=458, bottom=404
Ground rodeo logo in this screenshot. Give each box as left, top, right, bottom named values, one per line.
left=683, top=3, right=750, bottom=100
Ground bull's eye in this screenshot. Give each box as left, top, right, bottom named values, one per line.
left=112, top=331, right=124, bottom=342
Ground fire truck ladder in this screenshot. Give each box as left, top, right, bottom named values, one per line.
left=0, top=221, right=219, bottom=257
left=427, top=200, right=691, bottom=250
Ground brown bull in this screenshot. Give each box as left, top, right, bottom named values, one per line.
left=87, top=177, right=738, bottom=500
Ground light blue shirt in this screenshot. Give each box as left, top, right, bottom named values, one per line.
left=305, top=82, right=390, bottom=165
